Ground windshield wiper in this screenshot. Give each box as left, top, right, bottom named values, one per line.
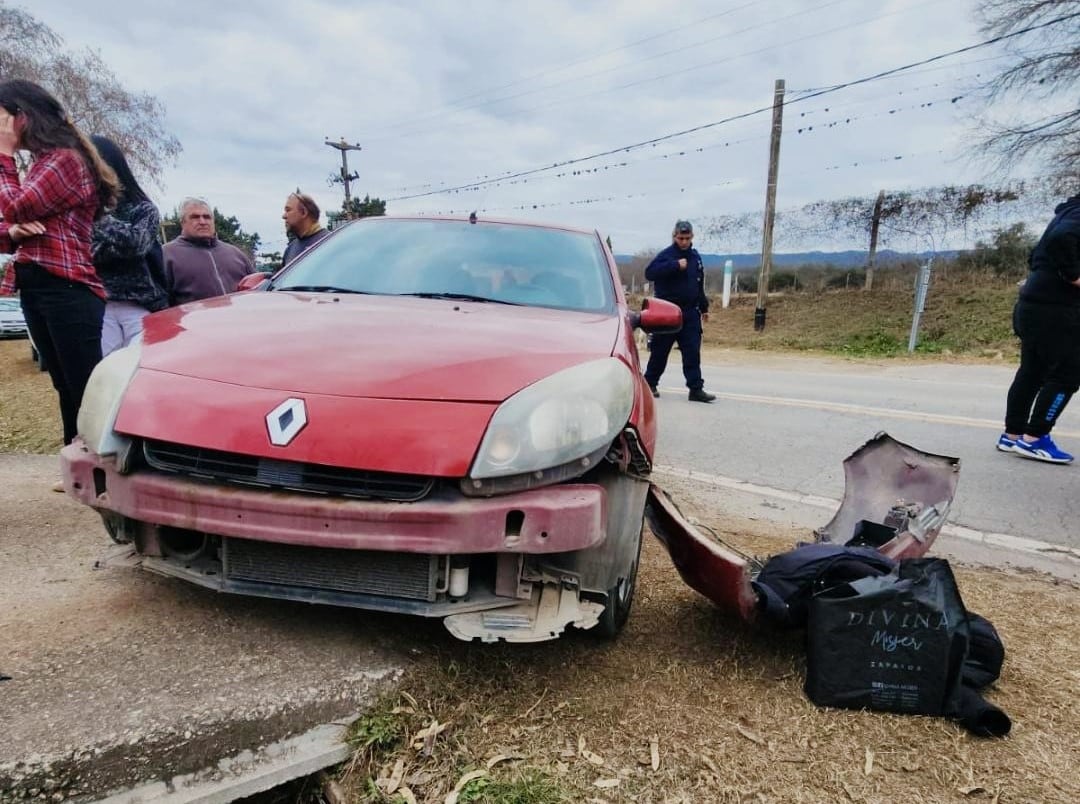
left=399, top=292, right=520, bottom=305
left=273, top=285, right=368, bottom=294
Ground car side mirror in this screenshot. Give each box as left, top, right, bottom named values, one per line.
left=236, top=273, right=270, bottom=292
left=632, top=297, right=682, bottom=334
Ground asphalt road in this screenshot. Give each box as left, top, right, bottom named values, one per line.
left=650, top=352, right=1080, bottom=551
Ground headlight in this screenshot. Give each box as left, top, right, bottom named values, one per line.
left=469, top=358, right=634, bottom=480
left=77, top=336, right=142, bottom=457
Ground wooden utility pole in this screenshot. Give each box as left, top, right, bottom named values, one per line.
left=754, top=79, right=786, bottom=331
left=865, top=189, right=885, bottom=291
left=325, top=138, right=362, bottom=215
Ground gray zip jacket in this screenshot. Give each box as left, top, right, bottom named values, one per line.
left=163, top=235, right=255, bottom=306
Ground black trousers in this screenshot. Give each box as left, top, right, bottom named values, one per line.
left=1004, top=300, right=1080, bottom=437
left=644, top=306, right=703, bottom=391
left=16, top=263, right=105, bottom=445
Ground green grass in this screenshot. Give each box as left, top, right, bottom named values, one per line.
left=458, top=771, right=565, bottom=804
left=693, top=267, right=1021, bottom=361
left=347, top=704, right=405, bottom=754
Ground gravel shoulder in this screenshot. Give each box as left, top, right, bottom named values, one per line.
left=0, top=454, right=406, bottom=800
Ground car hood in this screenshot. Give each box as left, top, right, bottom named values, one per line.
left=138, top=291, right=620, bottom=402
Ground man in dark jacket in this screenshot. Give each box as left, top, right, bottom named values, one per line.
left=999, top=193, right=1080, bottom=464
left=643, top=219, right=715, bottom=402
left=281, top=191, right=331, bottom=267
left=163, top=198, right=255, bottom=306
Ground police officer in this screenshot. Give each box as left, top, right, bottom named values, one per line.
left=643, top=220, right=715, bottom=403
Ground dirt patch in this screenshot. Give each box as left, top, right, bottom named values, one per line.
left=336, top=475, right=1080, bottom=804
left=0, top=338, right=61, bottom=453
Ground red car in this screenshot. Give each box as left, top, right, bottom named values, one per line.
left=64, top=216, right=681, bottom=642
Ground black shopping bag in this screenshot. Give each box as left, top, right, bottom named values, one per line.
left=805, top=558, right=970, bottom=716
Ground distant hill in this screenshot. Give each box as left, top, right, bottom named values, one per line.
left=615, top=249, right=959, bottom=271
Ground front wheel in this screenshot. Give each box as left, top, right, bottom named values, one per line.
left=587, top=525, right=642, bottom=639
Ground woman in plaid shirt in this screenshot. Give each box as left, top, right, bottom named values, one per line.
left=0, top=80, right=119, bottom=453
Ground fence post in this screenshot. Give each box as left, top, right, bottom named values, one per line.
left=907, top=259, right=933, bottom=352
left=722, top=259, right=733, bottom=308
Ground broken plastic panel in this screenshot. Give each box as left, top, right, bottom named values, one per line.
left=647, top=432, right=961, bottom=621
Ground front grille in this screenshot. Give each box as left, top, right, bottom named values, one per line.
left=224, top=538, right=440, bottom=601
left=143, top=440, right=434, bottom=502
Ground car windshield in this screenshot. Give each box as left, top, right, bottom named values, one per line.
left=272, top=219, right=615, bottom=312
left=0, top=299, right=21, bottom=311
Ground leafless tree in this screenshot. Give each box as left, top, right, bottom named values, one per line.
left=0, top=2, right=181, bottom=187
left=973, top=0, right=1080, bottom=192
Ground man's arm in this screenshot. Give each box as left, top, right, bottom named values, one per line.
left=1043, top=226, right=1079, bottom=285
left=644, top=248, right=682, bottom=280
left=694, top=250, right=710, bottom=314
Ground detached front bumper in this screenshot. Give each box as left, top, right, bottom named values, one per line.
left=60, top=439, right=607, bottom=555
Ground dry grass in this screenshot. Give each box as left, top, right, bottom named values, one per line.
left=337, top=478, right=1080, bottom=804
left=0, top=338, right=61, bottom=454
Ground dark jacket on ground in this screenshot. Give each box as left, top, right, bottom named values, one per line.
left=282, top=226, right=331, bottom=267
left=91, top=200, right=168, bottom=312
left=163, top=235, right=255, bottom=306
left=645, top=243, right=709, bottom=312
left=1019, top=195, right=1080, bottom=307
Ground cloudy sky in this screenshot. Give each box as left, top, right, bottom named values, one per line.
left=28, top=0, right=1030, bottom=255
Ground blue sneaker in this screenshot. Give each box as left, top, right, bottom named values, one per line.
left=996, top=434, right=1016, bottom=452
left=1012, top=435, right=1074, bottom=464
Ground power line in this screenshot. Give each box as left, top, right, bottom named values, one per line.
left=386, top=78, right=973, bottom=194
left=386, top=10, right=1080, bottom=203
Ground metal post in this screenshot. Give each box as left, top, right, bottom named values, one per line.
left=907, top=259, right=933, bottom=353
left=722, top=259, right=733, bottom=309
left=755, top=79, right=786, bottom=331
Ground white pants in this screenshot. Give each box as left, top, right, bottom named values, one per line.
left=101, top=301, right=149, bottom=357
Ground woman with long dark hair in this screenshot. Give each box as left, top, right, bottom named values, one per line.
left=0, top=80, right=119, bottom=454
left=90, top=135, right=166, bottom=355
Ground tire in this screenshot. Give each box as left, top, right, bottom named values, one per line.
left=100, top=511, right=132, bottom=544
left=589, top=524, right=643, bottom=639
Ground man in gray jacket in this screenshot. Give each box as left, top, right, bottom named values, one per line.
left=164, top=197, right=255, bottom=306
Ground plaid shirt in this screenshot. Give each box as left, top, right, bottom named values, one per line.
left=0, top=149, right=104, bottom=299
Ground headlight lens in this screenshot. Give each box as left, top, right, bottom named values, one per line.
left=77, top=337, right=143, bottom=457
left=470, top=358, right=634, bottom=479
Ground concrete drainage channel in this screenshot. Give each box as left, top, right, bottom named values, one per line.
left=95, top=721, right=353, bottom=804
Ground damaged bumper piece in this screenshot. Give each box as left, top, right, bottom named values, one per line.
left=646, top=432, right=960, bottom=621
left=62, top=438, right=623, bottom=642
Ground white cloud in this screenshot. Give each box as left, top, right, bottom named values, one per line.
left=29, top=0, right=1031, bottom=255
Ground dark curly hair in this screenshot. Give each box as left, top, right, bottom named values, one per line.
left=0, top=79, right=119, bottom=215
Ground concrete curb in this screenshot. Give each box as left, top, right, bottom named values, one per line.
left=95, top=720, right=355, bottom=804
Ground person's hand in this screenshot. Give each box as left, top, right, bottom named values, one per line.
left=677, top=258, right=688, bottom=270
left=702, top=312, right=709, bottom=324
left=9, top=221, right=46, bottom=241
left=0, top=111, right=19, bottom=157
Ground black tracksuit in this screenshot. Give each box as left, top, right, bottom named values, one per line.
left=1005, top=195, right=1080, bottom=437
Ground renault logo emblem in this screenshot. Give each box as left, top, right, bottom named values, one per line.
left=266, top=398, right=308, bottom=446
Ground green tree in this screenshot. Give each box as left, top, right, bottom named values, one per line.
left=327, top=194, right=387, bottom=228
left=0, top=2, right=181, bottom=186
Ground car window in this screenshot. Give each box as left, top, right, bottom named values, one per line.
left=273, top=219, right=615, bottom=312
left=0, top=299, right=21, bottom=311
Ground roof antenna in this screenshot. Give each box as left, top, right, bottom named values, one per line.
left=469, top=211, right=477, bottom=224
